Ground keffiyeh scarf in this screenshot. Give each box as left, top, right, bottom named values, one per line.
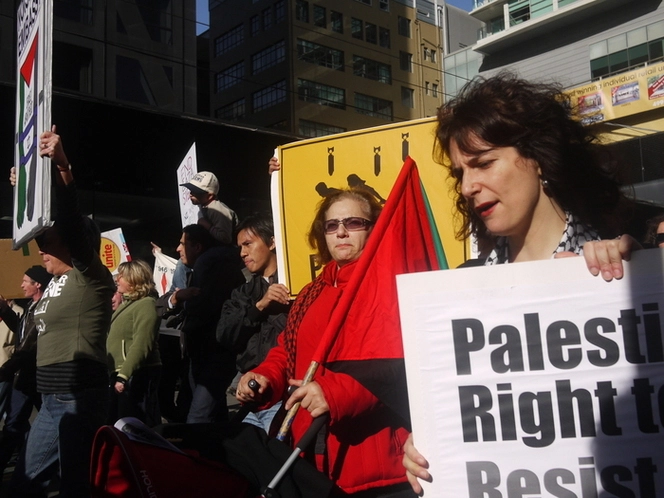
left=484, top=212, right=599, bottom=265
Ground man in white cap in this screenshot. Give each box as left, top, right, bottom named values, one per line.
left=180, top=171, right=238, bottom=246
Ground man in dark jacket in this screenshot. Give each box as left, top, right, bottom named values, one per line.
left=0, top=265, right=52, bottom=474
left=217, top=214, right=289, bottom=433
left=157, top=224, right=244, bottom=423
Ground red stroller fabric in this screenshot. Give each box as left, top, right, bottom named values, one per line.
left=90, top=424, right=251, bottom=498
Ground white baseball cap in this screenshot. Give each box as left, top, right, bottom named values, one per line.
left=180, top=171, right=219, bottom=196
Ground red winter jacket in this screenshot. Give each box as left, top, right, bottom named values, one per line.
left=253, top=260, right=409, bottom=494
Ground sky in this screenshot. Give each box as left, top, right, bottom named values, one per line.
left=195, top=0, right=476, bottom=35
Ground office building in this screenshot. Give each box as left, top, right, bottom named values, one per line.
left=208, top=0, right=458, bottom=136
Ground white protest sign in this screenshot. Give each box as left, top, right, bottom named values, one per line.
left=100, top=228, right=131, bottom=275
left=176, top=143, right=198, bottom=228
left=153, top=251, right=177, bottom=297
left=398, top=250, right=664, bottom=497
left=13, top=0, right=53, bottom=249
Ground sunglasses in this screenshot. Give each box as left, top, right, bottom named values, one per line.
left=656, top=233, right=664, bottom=245
left=323, top=217, right=373, bottom=234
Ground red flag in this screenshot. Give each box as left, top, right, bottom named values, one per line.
left=314, top=157, right=444, bottom=423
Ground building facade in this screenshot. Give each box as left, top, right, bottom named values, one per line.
left=442, top=0, right=664, bottom=207
left=0, top=1, right=294, bottom=250
left=208, top=0, right=450, bottom=137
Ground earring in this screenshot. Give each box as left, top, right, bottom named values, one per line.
left=541, top=179, right=549, bottom=189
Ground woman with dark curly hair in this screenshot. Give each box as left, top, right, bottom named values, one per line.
left=107, top=260, right=161, bottom=426
left=403, top=73, right=640, bottom=494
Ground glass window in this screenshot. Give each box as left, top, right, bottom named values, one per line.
left=590, top=56, right=609, bottom=79
left=54, top=0, right=93, bottom=24
left=275, top=0, right=286, bottom=23
left=399, top=51, right=412, bottom=72
left=425, top=81, right=430, bottom=95
left=355, top=93, right=392, bottom=120
left=253, top=80, right=287, bottom=112
left=250, top=15, right=260, bottom=36
left=628, top=44, right=649, bottom=67
left=263, top=8, right=272, bottom=30
left=589, top=40, right=607, bottom=60
left=252, top=40, right=286, bottom=75
left=299, top=120, right=346, bottom=138
left=398, top=16, right=410, bottom=37
left=650, top=39, right=664, bottom=61
left=366, top=23, right=377, bottom=44
left=53, top=41, right=92, bottom=94
left=355, top=0, right=371, bottom=4
left=331, top=11, right=343, bottom=33
left=352, top=18, right=363, bottom=40
left=607, top=34, right=627, bottom=53
left=379, top=0, right=389, bottom=12
left=298, top=79, right=345, bottom=109
left=647, top=20, right=664, bottom=41
left=401, top=87, right=414, bottom=108
left=432, top=83, right=438, bottom=98
left=430, top=50, right=436, bottom=63
left=215, top=98, right=246, bottom=121
left=216, top=62, right=245, bottom=92
left=214, top=24, right=244, bottom=57
left=297, top=39, right=344, bottom=70
left=296, top=0, right=309, bottom=22
left=116, top=55, right=155, bottom=104
left=627, top=27, right=647, bottom=47
left=352, top=56, right=391, bottom=84
left=379, top=27, right=390, bottom=48
left=608, top=49, right=628, bottom=73
left=313, top=5, right=326, bottom=28
left=134, top=0, right=172, bottom=44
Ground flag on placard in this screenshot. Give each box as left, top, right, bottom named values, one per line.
left=153, top=251, right=177, bottom=296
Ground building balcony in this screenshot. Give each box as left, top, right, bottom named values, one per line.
left=471, top=0, right=631, bottom=55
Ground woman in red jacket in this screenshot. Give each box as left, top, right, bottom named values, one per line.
left=237, top=189, right=413, bottom=497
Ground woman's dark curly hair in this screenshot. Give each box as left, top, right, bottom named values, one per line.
left=435, top=72, right=630, bottom=241
left=308, top=188, right=382, bottom=265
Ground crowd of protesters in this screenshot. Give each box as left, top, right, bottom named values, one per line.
left=0, top=73, right=660, bottom=497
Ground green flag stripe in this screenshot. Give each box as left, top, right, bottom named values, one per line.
left=419, top=180, right=449, bottom=270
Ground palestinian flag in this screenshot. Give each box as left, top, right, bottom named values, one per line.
left=316, top=157, right=447, bottom=425
left=17, top=33, right=39, bottom=228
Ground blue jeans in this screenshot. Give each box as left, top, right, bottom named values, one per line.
left=242, top=401, right=282, bottom=434
left=9, top=387, right=108, bottom=497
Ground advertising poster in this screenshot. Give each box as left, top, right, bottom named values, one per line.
left=398, top=250, right=664, bottom=497
left=273, top=117, right=467, bottom=296
left=13, top=0, right=53, bottom=249
left=567, top=60, right=664, bottom=124
left=100, top=228, right=131, bottom=275
left=176, top=143, right=198, bottom=229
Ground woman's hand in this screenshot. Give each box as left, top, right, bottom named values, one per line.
left=114, top=381, right=125, bottom=394
left=39, top=125, right=69, bottom=169
left=236, top=372, right=270, bottom=404
left=9, top=167, right=16, bottom=187
left=285, top=379, right=329, bottom=418
left=403, top=433, right=431, bottom=496
left=582, top=235, right=641, bottom=281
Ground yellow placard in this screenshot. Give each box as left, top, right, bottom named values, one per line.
left=276, top=117, right=468, bottom=296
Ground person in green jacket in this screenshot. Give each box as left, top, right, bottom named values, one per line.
left=107, top=260, right=161, bottom=426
